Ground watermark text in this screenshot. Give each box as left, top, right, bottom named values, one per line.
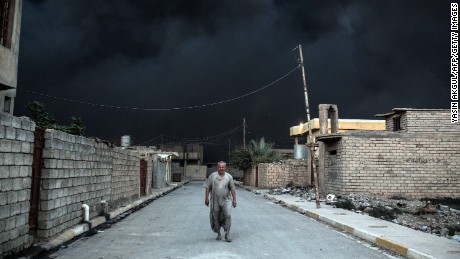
left=452, top=3, right=458, bottom=123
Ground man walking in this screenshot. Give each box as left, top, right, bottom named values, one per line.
left=204, top=161, right=237, bottom=242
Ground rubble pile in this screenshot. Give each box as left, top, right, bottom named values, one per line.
left=268, top=186, right=460, bottom=241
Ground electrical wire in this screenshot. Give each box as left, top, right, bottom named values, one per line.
left=137, top=134, right=163, bottom=145
left=17, top=66, right=299, bottom=111
left=140, top=124, right=243, bottom=147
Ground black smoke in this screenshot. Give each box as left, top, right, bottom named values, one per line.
left=16, top=0, right=450, bottom=162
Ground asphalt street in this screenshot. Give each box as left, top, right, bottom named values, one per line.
left=45, top=182, right=400, bottom=259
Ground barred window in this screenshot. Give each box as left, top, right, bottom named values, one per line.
left=0, top=0, right=11, bottom=47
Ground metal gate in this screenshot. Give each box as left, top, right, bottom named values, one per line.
left=140, top=159, right=147, bottom=196
left=29, top=128, right=45, bottom=231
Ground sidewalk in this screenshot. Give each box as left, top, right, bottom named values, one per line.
left=236, top=182, right=460, bottom=259
left=18, top=180, right=190, bottom=258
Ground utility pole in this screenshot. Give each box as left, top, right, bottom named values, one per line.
left=229, top=138, right=231, bottom=160
left=298, top=44, right=321, bottom=208
left=228, top=138, right=231, bottom=174
left=243, top=118, right=246, bottom=148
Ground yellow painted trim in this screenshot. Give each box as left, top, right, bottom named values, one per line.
left=305, top=211, right=320, bottom=219
left=344, top=225, right=354, bottom=233
left=290, top=119, right=385, bottom=136
left=376, top=237, right=408, bottom=256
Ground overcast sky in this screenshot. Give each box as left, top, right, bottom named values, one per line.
left=15, top=0, right=449, bottom=162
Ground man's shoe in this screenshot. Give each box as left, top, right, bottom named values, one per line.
left=225, top=232, right=232, bottom=242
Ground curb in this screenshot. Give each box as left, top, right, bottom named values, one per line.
left=264, top=194, right=435, bottom=259
left=237, top=183, right=435, bottom=259
left=20, top=181, right=189, bottom=258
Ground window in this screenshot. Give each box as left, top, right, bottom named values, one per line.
left=3, top=95, right=11, bottom=113
left=0, top=0, right=11, bottom=47
left=393, top=117, right=401, bottom=131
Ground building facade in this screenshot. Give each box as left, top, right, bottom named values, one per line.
left=0, top=0, right=22, bottom=115
left=316, top=108, right=460, bottom=199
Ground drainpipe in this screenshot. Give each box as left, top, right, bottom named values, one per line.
left=82, top=204, right=89, bottom=221
left=81, top=204, right=92, bottom=230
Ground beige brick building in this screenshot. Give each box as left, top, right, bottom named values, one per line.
left=316, top=108, right=460, bottom=199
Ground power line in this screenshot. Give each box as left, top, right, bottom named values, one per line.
left=142, top=124, right=243, bottom=146
left=17, top=66, right=299, bottom=111
left=163, top=125, right=241, bottom=142
left=137, top=134, right=163, bottom=146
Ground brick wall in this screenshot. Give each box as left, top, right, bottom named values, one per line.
left=110, top=148, right=139, bottom=209
left=320, top=131, right=460, bottom=199
left=0, top=114, right=35, bottom=256
left=405, top=110, right=457, bottom=133
left=242, top=160, right=309, bottom=188
left=257, top=160, right=309, bottom=188
left=385, top=110, right=456, bottom=133
left=36, top=129, right=141, bottom=239
left=243, top=168, right=255, bottom=186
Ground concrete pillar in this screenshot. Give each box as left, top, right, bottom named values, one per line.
left=330, top=105, right=339, bottom=134
left=317, top=104, right=338, bottom=194
left=318, top=142, right=326, bottom=194
left=318, top=104, right=339, bottom=135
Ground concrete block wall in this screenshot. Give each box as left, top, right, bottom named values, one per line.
left=322, top=132, right=460, bottom=199
left=110, top=148, right=139, bottom=209
left=37, top=130, right=141, bottom=239
left=243, top=168, right=255, bottom=186
left=257, top=160, right=309, bottom=188
left=0, top=113, right=35, bottom=256
left=322, top=141, right=342, bottom=195
left=37, top=130, right=113, bottom=239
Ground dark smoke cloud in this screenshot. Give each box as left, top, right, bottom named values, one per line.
left=16, top=0, right=450, bottom=162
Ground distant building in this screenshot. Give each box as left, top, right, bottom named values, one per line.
left=0, top=0, right=22, bottom=115
left=130, top=146, right=179, bottom=187
left=160, top=143, right=204, bottom=166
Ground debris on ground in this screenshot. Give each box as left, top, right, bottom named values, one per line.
left=267, top=185, right=460, bottom=241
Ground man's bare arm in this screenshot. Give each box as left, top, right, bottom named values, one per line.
left=231, top=189, right=236, bottom=208
left=205, top=188, right=210, bottom=206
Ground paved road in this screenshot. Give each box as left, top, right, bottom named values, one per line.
left=46, top=182, right=399, bottom=259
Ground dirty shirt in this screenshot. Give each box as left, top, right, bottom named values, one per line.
left=204, top=172, right=235, bottom=233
